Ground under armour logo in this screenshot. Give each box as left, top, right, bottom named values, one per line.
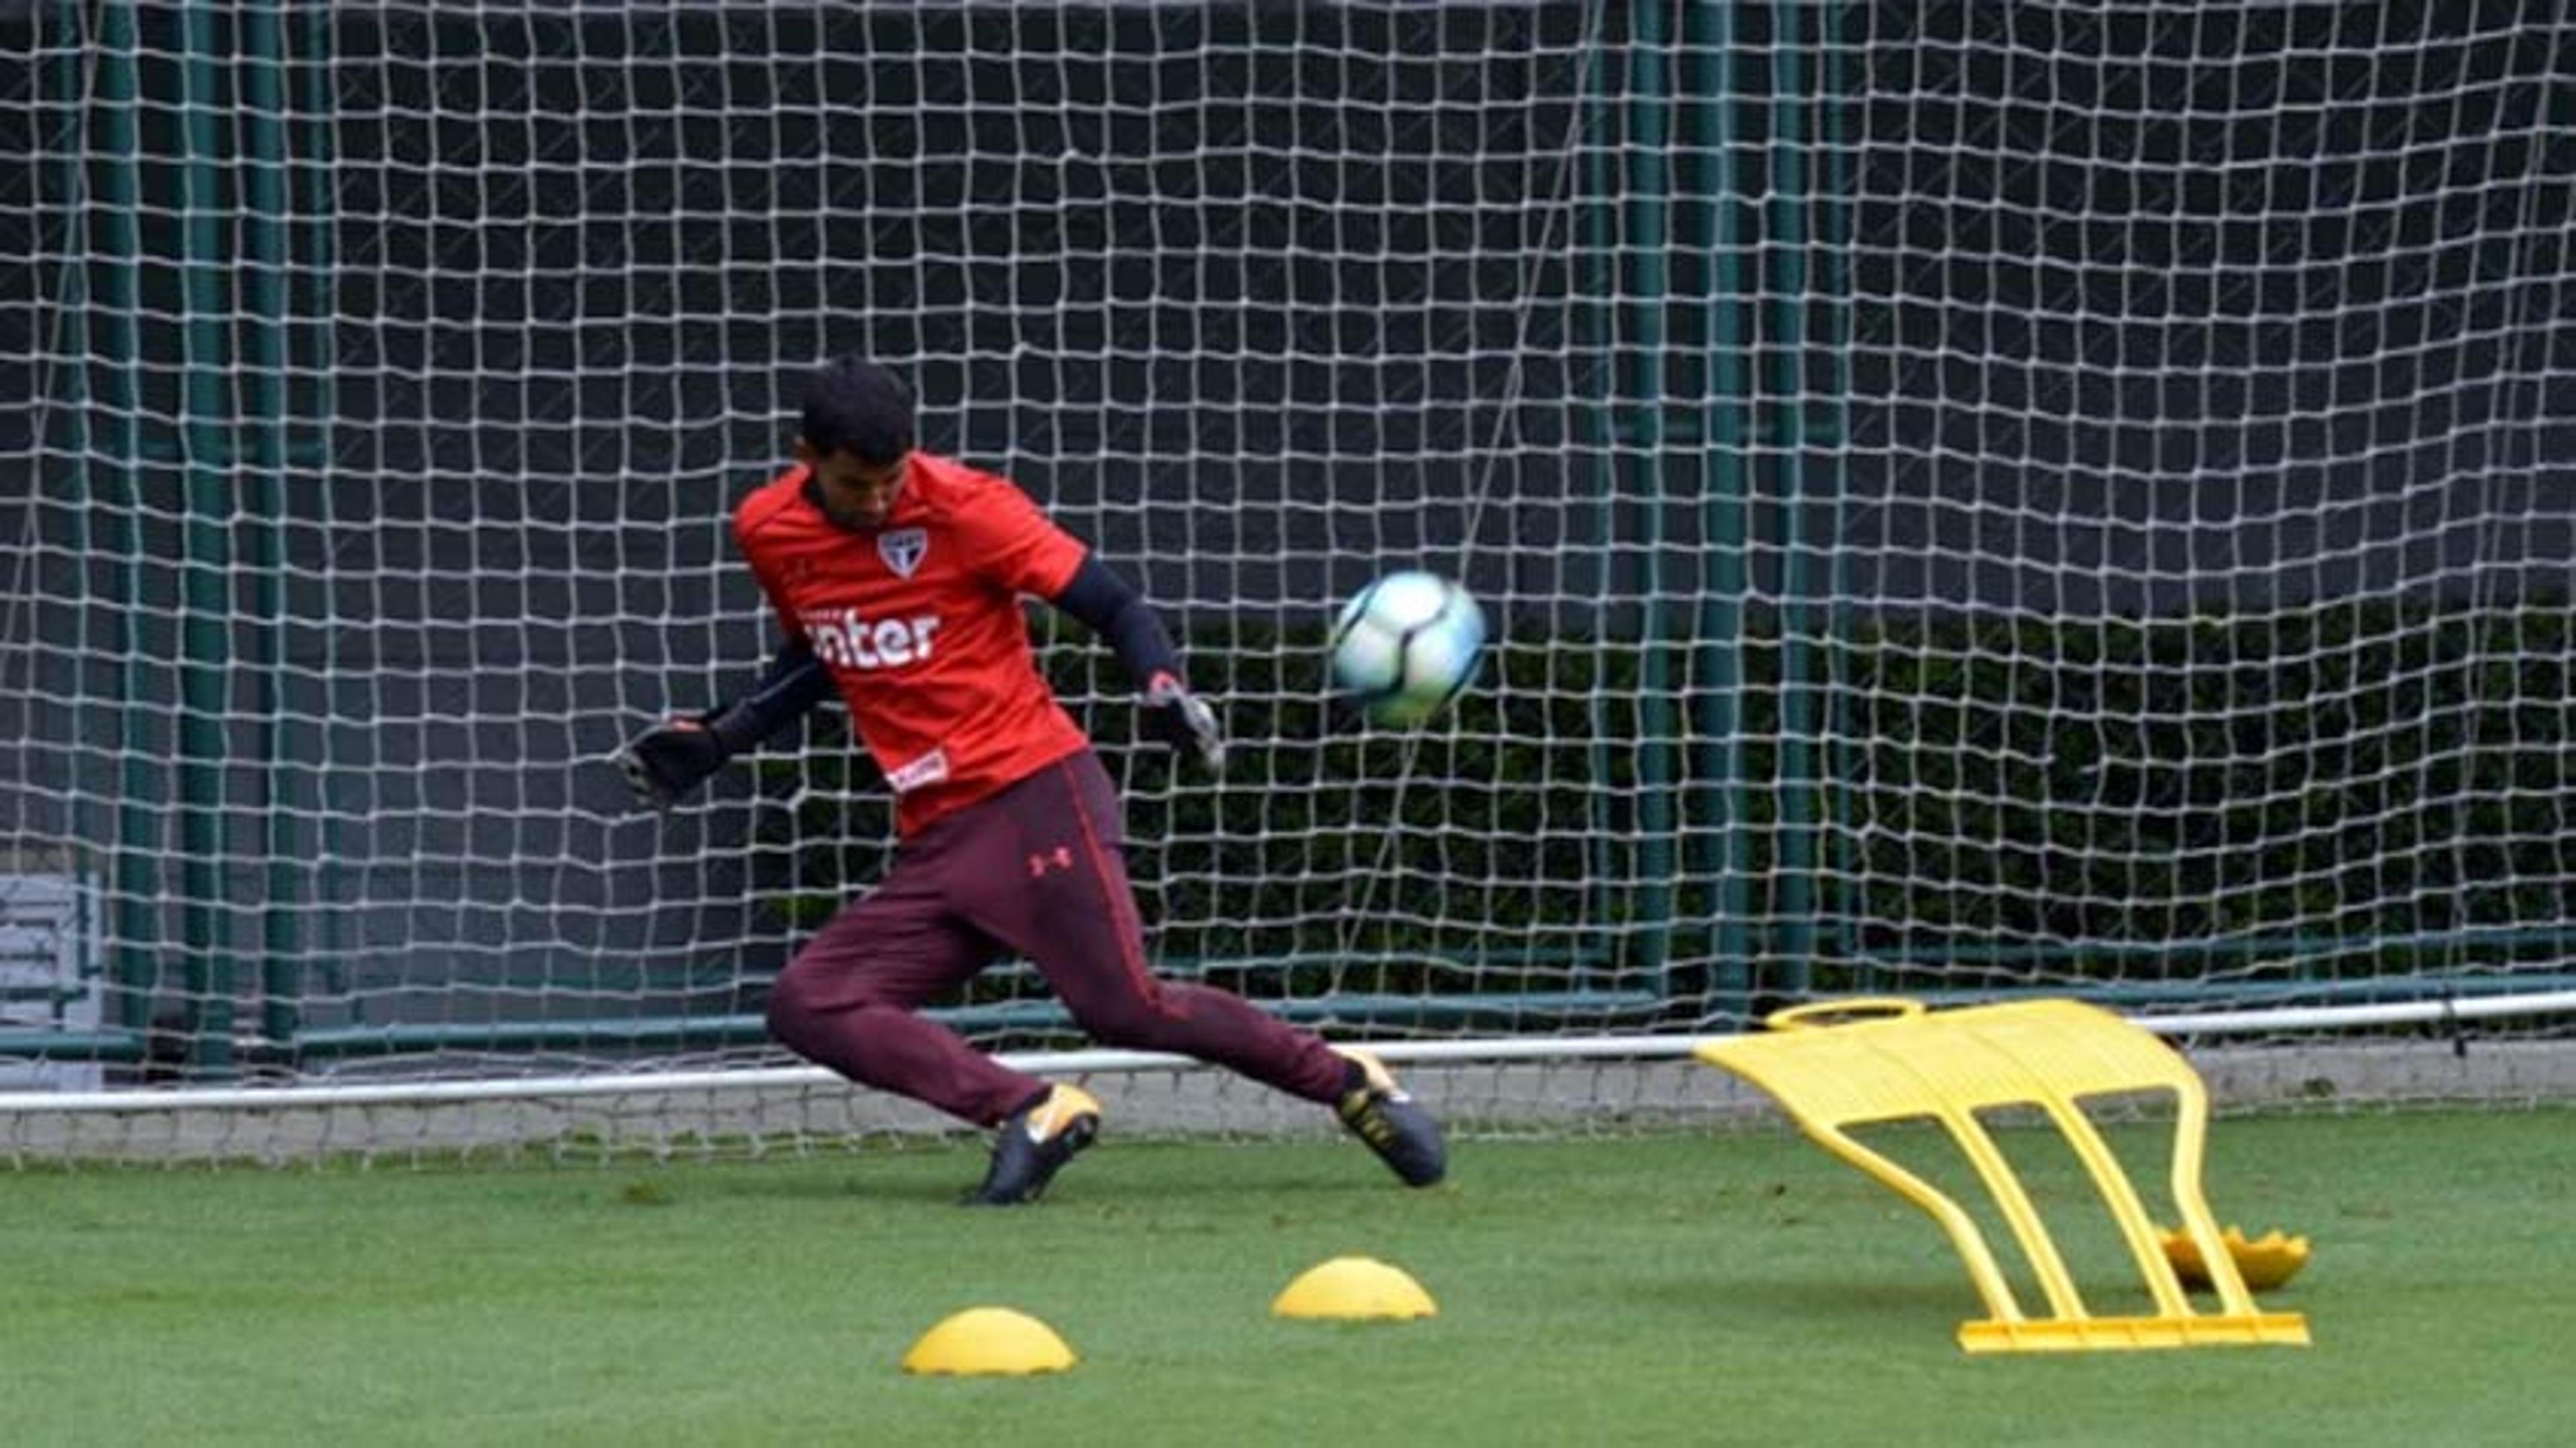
left=1026, top=845, right=1074, bottom=878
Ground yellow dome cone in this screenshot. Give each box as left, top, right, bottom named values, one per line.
left=1271, top=1255, right=1438, bottom=1321
left=900, top=1307, right=1077, bottom=1376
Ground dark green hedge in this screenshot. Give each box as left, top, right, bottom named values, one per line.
left=754, top=597, right=2573, bottom=1008
left=1832, top=599, right=2573, bottom=989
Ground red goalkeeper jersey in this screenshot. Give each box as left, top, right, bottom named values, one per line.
left=734, top=452, right=1090, bottom=835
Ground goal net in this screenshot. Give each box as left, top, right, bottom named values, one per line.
left=3, top=2, right=2570, bottom=1160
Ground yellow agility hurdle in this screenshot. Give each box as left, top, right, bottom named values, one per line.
left=1695, top=998, right=2310, bottom=1354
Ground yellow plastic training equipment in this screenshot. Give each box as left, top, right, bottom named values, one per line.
left=900, top=1307, right=1078, bottom=1376
left=2161, top=1224, right=2312, bottom=1292
left=1695, top=997, right=2310, bottom=1354
left=1271, top=1255, right=1440, bottom=1321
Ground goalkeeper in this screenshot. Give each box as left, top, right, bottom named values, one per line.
left=618, top=357, right=1445, bottom=1205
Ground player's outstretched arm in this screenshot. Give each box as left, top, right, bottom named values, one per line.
left=1051, top=554, right=1224, bottom=777
left=615, top=635, right=835, bottom=808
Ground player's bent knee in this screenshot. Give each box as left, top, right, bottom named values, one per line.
left=763, top=961, right=839, bottom=1047
left=763, top=982, right=815, bottom=1050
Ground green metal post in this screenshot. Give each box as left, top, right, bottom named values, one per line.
left=1690, top=1, right=1756, bottom=1019
left=1580, top=28, right=1622, bottom=976
left=1819, top=5, right=1860, bottom=984
left=244, top=0, right=304, bottom=1051
left=48, top=3, right=97, bottom=876
left=305, top=0, right=350, bottom=1012
left=1624, top=3, right=1678, bottom=988
left=96, top=2, right=162, bottom=1039
left=45, top=5, right=125, bottom=1050
left=1768, top=0, right=1820, bottom=990
left=178, top=2, right=238, bottom=1074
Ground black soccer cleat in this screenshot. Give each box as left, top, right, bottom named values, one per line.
left=1334, top=1048, right=1447, bottom=1188
left=965, top=1084, right=1102, bottom=1206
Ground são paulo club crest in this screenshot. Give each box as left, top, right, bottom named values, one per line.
left=877, top=527, right=928, bottom=578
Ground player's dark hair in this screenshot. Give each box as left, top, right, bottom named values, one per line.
left=800, top=357, right=916, bottom=465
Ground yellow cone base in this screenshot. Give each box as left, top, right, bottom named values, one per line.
left=1271, top=1256, right=1438, bottom=1321
left=901, top=1307, right=1077, bottom=1376
left=2160, top=1226, right=2312, bottom=1291
left=1962, top=1312, right=2312, bottom=1353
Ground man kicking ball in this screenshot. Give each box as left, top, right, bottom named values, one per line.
left=618, top=356, right=1446, bottom=1204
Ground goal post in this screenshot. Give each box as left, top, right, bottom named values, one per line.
left=3, top=1, right=2571, bottom=1157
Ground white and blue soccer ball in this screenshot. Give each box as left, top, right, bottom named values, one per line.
left=1328, top=570, right=1487, bottom=726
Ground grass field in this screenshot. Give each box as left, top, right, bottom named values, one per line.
left=7, top=1109, right=2570, bottom=1446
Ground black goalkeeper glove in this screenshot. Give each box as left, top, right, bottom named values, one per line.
left=1142, top=672, right=1226, bottom=777
left=616, top=641, right=831, bottom=811
left=614, top=717, right=732, bottom=809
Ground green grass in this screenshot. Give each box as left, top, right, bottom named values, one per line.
left=7, top=1110, right=2569, bottom=1447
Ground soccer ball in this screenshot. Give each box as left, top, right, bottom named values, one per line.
left=1328, top=570, right=1487, bottom=726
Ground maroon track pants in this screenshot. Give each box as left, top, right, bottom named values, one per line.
left=764, top=749, right=1348, bottom=1127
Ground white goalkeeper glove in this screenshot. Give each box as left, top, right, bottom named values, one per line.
left=1141, top=672, right=1226, bottom=778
